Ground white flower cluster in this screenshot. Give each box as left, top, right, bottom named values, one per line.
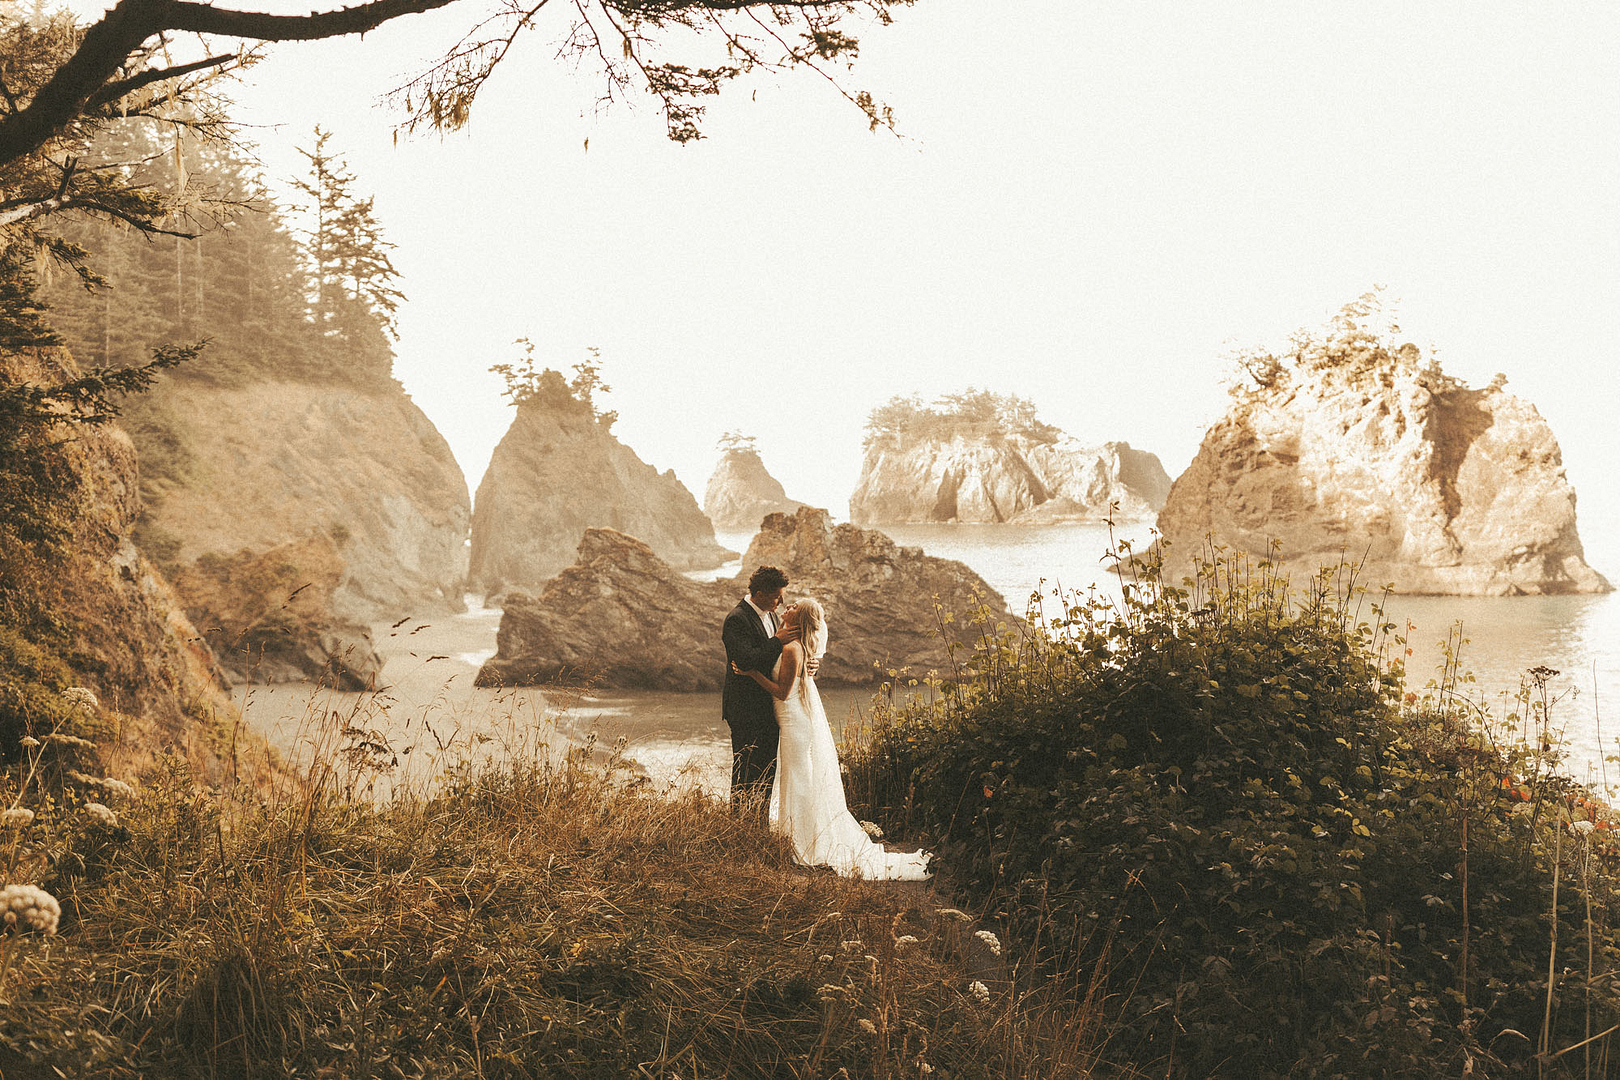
left=968, top=980, right=991, bottom=1007
left=1572, top=820, right=1598, bottom=836
left=857, top=1018, right=878, bottom=1035
left=66, top=771, right=135, bottom=799
left=974, top=930, right=1003, bottom=957
left=859, top=820, right=884, bottom=840
left=1, top=884, right=61, bottom=935
left=18, top=736, right=39, bottom=749
left=1, top=808, right=34, bottom=828
left=839, top=939, right=864, bottom=954
left=82, top=802, right=118, bottom=827
left=816, top=984, right=845, bottom=1003
left=894, top=934, right=921, bottom=954
left=934, top=907, right=970, bottom=923
left=60, top=687, right=99, bottom=710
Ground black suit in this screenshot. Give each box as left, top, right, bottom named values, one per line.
left=722, top=599, right=785, bottom=813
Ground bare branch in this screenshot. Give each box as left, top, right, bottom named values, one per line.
left=86, top=52, right=237, bottom=112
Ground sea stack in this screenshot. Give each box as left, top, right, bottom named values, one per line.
left=477, top=507, right=1013, bottom=690
left=703, top=433, right=806, bottom=531
left=469, top=368, right=735, bottom=597
left=1156, top=299, right=1611, bottom=595
left=849, top=390, right=1170, bottom=524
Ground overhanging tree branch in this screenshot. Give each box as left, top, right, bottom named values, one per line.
left=85, top=52, right=237, bottom=113
left=0, top=0, right=460, bottom=169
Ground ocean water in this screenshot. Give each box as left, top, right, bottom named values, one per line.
left=239, top=517, right=1620, bottom=796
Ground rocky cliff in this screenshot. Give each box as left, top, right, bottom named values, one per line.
left=476, top=507, right=1014, bottom=690
left=704, top=445, right=806, bottom=531
left=122, top=375, right=471, bottom=685
left=850, top=434, right=1171, bottom=525
left=470, top=377, right=735, bottom=596
left=1157, top=311, right=1610, bottom=595
left=0, top=348, right=261, bottom=783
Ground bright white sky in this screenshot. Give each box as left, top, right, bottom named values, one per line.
left=66, top=0, right=1620, bottom=554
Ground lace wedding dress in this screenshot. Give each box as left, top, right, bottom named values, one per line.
left=769, top=658, right=931, bottom=881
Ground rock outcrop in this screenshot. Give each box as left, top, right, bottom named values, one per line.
left=122, top=375, right=470, bottom=684
left=476, top=507, right=1014, bottom=690
left=0, top=348, right=261, bottom=783
left=850, top=434, right=1170, bottom=525
left=704, top=444, right=806, bottom=531
left=470, top=373, right=735, bottom=596
left=1157, top=311, right=1611, bottom=595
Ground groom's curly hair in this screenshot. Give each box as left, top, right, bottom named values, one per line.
left=748, top=565, right=789, bottom=594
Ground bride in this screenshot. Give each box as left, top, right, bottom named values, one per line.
left=736, top=598, right=931, bottom=881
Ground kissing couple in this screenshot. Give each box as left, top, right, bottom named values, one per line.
left=721, top=565, right=931, bottom=881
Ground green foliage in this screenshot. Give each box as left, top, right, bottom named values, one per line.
left=492, top=340, right=617, bottom=428
left=718, top=429, right=758, bottom=454
left=863, top=387, right=1060, bottom=449
left=848, top=543, right=1620, bottom=1077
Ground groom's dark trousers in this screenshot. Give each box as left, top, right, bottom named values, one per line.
left=722, top=600, right=785, bottom=817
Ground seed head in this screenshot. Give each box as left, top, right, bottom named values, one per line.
left=0, top=884, right=61, bottom=935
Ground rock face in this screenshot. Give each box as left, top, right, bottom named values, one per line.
left=1, top=348, right=256, bottom=782
left=470, top=380, right=735, bottom=596
left=704, top=446, right=806, bottom=531
left=122, top=376, right=471, bottom=685
left=1157, top=316, right=1611, bottom=596
left=477, top=507, right=1014, bottom=690
left=850, top=434, right=1171, bottom=525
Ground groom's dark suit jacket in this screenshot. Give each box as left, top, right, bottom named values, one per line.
left=722, top=599, right=784, bottom=730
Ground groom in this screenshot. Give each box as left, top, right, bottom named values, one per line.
left=722, top=565, right=795, bottom=816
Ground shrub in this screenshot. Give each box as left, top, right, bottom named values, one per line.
left=847, top=543, right=1620, bottom=1078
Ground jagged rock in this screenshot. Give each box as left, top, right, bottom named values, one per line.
left=121, top=375, right=470, bottom=682
left=850, top=434, right=1170, bottom=524
left=704, top=445, right=806, bottom=531
left=1157, top=311, right=1611, bottom=596
left=169, top=535, right=384, bottom=689
left=469, top=373, right=735, bottom=595
left=476, top=508, right=1014, bottom=690
left=1, top=348, right=263, bottom=783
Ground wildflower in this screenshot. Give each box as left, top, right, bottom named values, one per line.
left=82, top=802, right=117, bottom=827
left=1573, top=820, right=1597, bottom=836
left=100, top=778, right=135, bottom=800
left=859, top=820, right=884, bottom=840
left=974, top=930, right=1003, bottom=957
left=857, top=1019, right=878, bottom=1035
left=894, top=934, right=920, bottom=954
left=2, top=808, right=34, bottom=828
left=18, top=736, right=39, bottom=749
left=934, top=907, right=970, bottom=923
left=818, top=954, right=833, bottom=963
left=0, top=884, right=60, bottom=935
left=840, top=939, right=863, bottom=954
left=917, top=1062, right=934, bottom=1076
left=968, top=980, right=991, bottom=1007
left=61, top=687, right=99, bottom=710
left=816, top=984, right=844, bottom=1002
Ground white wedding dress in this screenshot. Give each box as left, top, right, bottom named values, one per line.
left=768, top=656, right=931, bottom=881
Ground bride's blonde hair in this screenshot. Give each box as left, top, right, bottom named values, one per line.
left=794, top=598, right=827, bottom=660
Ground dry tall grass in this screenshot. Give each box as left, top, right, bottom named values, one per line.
left=0, top=687, right=1115, bottom=1079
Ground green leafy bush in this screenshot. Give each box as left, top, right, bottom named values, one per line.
left=847, top=545, right=1620, bottom=1078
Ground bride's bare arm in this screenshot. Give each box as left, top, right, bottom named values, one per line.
left=734, top=642, right=801, bottom=701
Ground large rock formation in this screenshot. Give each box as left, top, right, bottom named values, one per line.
left=850, top=434, right=1170, bottom=524
left=703, top=440, right=806, bottom=531
left=121, top=375, right=471, bottom=685
left=470, top=371, right=735, bottom=595
left=476, top=507, right=1014, bottom=690
left=1157, top=310, right=1610, bottom=595
left=0, top=348, right=261, bottom=783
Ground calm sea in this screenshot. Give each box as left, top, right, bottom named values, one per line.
left=238, top=517, right=1620, bottom=796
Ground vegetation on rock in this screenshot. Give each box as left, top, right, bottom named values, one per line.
left=863, top=389, right=1061, bottom=450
